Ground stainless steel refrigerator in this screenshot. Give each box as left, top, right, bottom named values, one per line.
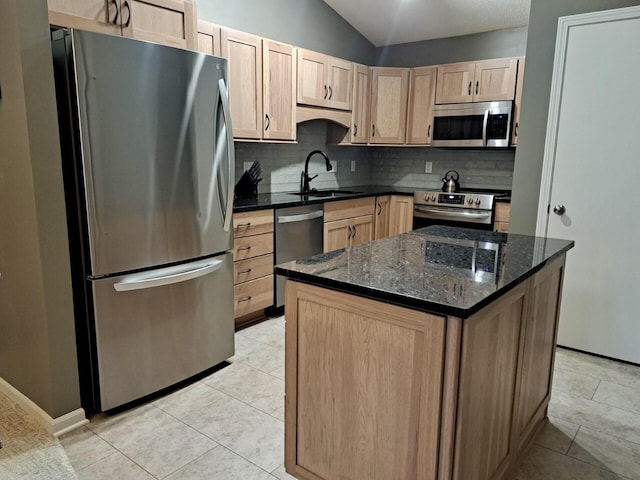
left=52, top=29, right=235, bottom=412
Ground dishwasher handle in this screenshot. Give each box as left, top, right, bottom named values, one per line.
left=277, top=210, right=323, bottom=224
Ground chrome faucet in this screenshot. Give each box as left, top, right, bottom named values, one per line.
left=301, top=150, right=332, bottom=194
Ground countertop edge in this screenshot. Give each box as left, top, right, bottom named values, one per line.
left=275, top=241, right=574, bottom=319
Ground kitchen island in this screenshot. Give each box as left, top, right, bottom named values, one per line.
left=275, top=226, right=574, bottom=480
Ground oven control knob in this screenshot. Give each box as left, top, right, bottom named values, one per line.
left=467, top=197, right=473, bottom=204
left=424, top=194, right=429, bottom=202
left=475, top=197, right=481, bottom=205
left=431, top=194, right=437, bottom=201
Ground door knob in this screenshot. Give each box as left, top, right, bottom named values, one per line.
left=553, top=204, right=566, bottom=215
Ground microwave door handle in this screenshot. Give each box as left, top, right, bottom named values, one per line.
left=482, top=108, right=489, bottom=147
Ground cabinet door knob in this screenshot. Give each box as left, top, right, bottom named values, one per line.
left=475, top=80, right=479, bottom=95
left=265, top=114, right=270, bottom=131
left=328, top=85, right=333, bottom=100
left=371, top=124, right=375, bottom=137
left=324, top=85, right=328, bottom=99
left=468, top=81, right=472, bottom=96
left=427, top=124, right=431, bottom=138
left=353, top=124, right=358, bottom=136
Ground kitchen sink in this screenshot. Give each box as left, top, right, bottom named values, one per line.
left=288, top=189, right=361, bottom=197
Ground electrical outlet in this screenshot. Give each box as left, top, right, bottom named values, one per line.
left=351, top=160, right=356, bottom=172
left=243, top=162, right=253, bottom=172
left=425, top=161, right=433, bottom=174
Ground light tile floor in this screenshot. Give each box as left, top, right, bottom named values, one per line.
left=58, top=315, right=640, bottom=480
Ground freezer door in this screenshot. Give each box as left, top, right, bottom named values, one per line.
left=67, top=30, right=234, bottom=276
left=91, top=253, right=234, bottom=411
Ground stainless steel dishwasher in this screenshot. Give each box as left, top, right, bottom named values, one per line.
left=274, top=204, right=324, bottom=307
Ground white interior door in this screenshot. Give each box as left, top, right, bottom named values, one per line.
left=537, top=7, right=640, bottom=364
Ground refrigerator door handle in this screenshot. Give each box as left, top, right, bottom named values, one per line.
left=113, top=258, right=224, bottom=292
left=217, top=78, right=235, bottom=233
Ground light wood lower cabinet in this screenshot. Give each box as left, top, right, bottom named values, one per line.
left=373, top=195, right=390, bottom=240
left=48, top=0, right=198, bottom=50
left=389, top=195, right=414, bottom=236
left=285, top=282, right=445, bottom=480
left=284, top=255, right=567, bottom=480
left=232, top=209, right=274, bottom=325
left=323, top=197, right=375, bottom=252
left=493, top=202, right=511, bottom=233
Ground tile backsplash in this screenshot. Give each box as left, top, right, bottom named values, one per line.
left=234, top=120, right=514, bottom=194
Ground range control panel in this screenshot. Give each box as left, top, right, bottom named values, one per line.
left=414, top=191, right=495, bottom=210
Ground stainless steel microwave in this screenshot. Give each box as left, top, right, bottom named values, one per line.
left=432, top=100, right=513, bottom=147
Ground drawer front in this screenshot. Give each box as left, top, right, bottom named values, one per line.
left=233, top=254, right=274, bottom=285
left=234, top=275, right=274, bottom=317
left=234, top=209, right=274, bottom=238
left=324, top=197, right=376, bottom=222
left=232, top=232, right=273, bottom=260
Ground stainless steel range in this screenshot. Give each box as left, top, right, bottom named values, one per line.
left=413, top=191, right=496, bottom=230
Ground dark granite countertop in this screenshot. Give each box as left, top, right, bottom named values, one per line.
left=233, top=185, right=416, bottom=213
left=275, top=226, right=573, bottom=318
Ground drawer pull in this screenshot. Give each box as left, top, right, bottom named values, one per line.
left=239, top=296, right=252, bottom=302
left=236, top=222, right=251, bottom=228
left=237, top=246, right=252, bottom=251
left=237, top=269, right=252, bottom=274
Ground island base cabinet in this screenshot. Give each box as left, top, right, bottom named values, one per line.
left=283, top=253, right=567, bottom=480
left=284, top=281, right=446, bottom=480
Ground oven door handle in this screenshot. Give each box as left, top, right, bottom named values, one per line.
left=414, top=206, right=492, bottom=220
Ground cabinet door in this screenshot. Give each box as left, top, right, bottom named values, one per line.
left=48, top=0, right=121, bottom=35
left=263, top=41, right=296, bottom=141
left=374, top=195, right=390, bottom=240
left=406, top=66, right=436, bottom=145
left=513, top=258, right=564, bottom=450
left=196, top=19, right=220, bottom=56
left=323, top=218, right=351, bottom=253
left=370, top=67, right=410, bottom=144
left=435, top=62, right=475, bottom=104
left=389, top=195, right=414, bottom=236
left=351, top=64, right=370, bottom=144
left=297, top=49, right=328, bottom=108
left=221, top=28, right=263, bottom=139
left=123, top=0, right=197, bottom=50
left=473, top=58, right=518, bottom=102
left=349, top=215, right=374, bottom=247
left=327, top=57, right=353, bottom=111
left=511, top=57, right=525, bottom=145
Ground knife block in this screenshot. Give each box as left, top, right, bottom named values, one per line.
left=234, top=171, right=259, bottom=198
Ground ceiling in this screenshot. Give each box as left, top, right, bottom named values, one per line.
left=322, top=0, right=531, bottom=47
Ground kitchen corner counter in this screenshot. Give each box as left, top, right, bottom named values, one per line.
left=275, top=225, right=573, bottom=318
left=233, top=185, right=416, bottom=213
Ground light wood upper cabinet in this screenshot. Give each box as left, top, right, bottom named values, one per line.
left=389, top=195, right=414, bottom=236
left=436, top=58, right=518, bottom=104
left=406, top=66, right=437, bottom=145
left=48, top=0, right=197, bottom=49
left=262, top=40, right=297, bottom=141
left=297, top=49, right=353, bottom=111
left=48, top=0, right=122, bottom=35
left=369, top=67, right=410, bottom=144
left=221, top=28, right=263, bottom=140
left=512, top=57, right=525, bottom=145
left=350, top=64, right=370, bottom=143
left=196, top=19, right=220, bottom=56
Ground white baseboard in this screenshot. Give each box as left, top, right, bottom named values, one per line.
left=0, top=377, right=88, bottom=437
